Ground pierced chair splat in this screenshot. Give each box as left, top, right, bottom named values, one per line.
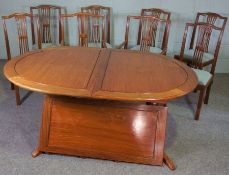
left=81, top=5, right=111, bottom=45
left=30, top=5, right=62, bottom=49
left=175, top=12, right=227, bottom=69
left=61, top=12, right=107, bottom=48
left=117, top=15, right=171, bottom=55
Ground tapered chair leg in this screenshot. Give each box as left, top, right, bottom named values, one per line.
left=10, top=83, right=14, bottom=90
left=204, top=83, right=212, bottom=105
left=15, top=86, right=21, bottom=105
left=195, top=89, right=206, bottom=120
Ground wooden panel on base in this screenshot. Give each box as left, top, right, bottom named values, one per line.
left=36, top=95, right=168, bottom=166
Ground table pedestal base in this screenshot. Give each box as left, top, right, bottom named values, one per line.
left=33, top=95, right=175, bottom=170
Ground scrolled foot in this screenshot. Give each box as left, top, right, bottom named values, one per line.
left=163, top=152, right=176, bottom=170
left=32, top=148, right=41, bottom=158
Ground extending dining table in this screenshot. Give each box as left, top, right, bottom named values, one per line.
left=4, top=46, right=197, bottom=170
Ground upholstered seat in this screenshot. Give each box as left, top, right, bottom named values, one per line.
left=183, top=49, right=214, bottom=63
left=88, top=42, right=112, bottom=48
left=33, top=43, right=61, bottom=50
left=130, top=45, right=162, bottom=53
left=192, top=68, right=212, bottom=86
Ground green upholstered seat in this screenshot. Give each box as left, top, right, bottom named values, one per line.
left=184, top=49, right=214, bottom=63
left=192, top=68, right=212, bottom=86
left=130, top=45, right=162, bottom=53
left=88, top=42, right=112, bottom=48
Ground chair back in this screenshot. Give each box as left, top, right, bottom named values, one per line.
left=2, top=13, right=41, bottom=61
left=187, top=21, right=227, bottom=74
left=141, top=8, right=171, bottom=20
left=61, top=12, right=105, bottom=48
left=190, top=12, right=227, bottom=51
left=81, top=5, right=111, bottom=44
left=124, top=15, right=171, bottom=53
left=30, top=5, right=62, bottom=45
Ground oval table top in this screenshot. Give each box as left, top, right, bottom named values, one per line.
left=4, top=46, right=198, bottom=102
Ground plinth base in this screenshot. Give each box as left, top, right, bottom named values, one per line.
left=33, top=95, right=175, bottom=170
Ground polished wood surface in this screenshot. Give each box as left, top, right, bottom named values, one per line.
left=34, top=95, right=168, bottom=166
left=4, top=46, right=197, bottom=170
left=163, top=152, right=176, bottom=170
left=4, top=47, right=197, bottom=103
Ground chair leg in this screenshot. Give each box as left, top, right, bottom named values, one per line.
left=204, top=83, right=212, bottom=105
left=195, top=89, right=206, bottom=120
left=15, top=86, right=21, bottom=105
left=10, top=83, right=15, bottom=90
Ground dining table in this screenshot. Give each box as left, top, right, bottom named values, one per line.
left=4, top=46, right=198, bottom=170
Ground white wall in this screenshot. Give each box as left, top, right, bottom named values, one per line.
left=0, top=0, right=229, bottom=72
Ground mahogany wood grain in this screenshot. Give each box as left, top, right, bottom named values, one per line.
left=36, top=95, right=168, bottom=166
left=4, top=47, right=197, bottom=103
left=4, top=47, right=197, bottom=169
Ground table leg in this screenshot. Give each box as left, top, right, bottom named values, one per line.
left=163, top=152, right=176, bottom=170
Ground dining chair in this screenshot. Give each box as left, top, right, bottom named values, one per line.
left=30, top=5, right=62, bottom=49
left=117, top=15, right=171, bottom=55
left=140, top=8, right=171, bottom=20
left=180, top=21, right=227, bottom=120
left=2, top=13, right=41, bottom=105
left=61, top=12, right=109, bottom=48
left=81, top=5, right=111, bottom=45
left=175, top=12, right=227, bottom=69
